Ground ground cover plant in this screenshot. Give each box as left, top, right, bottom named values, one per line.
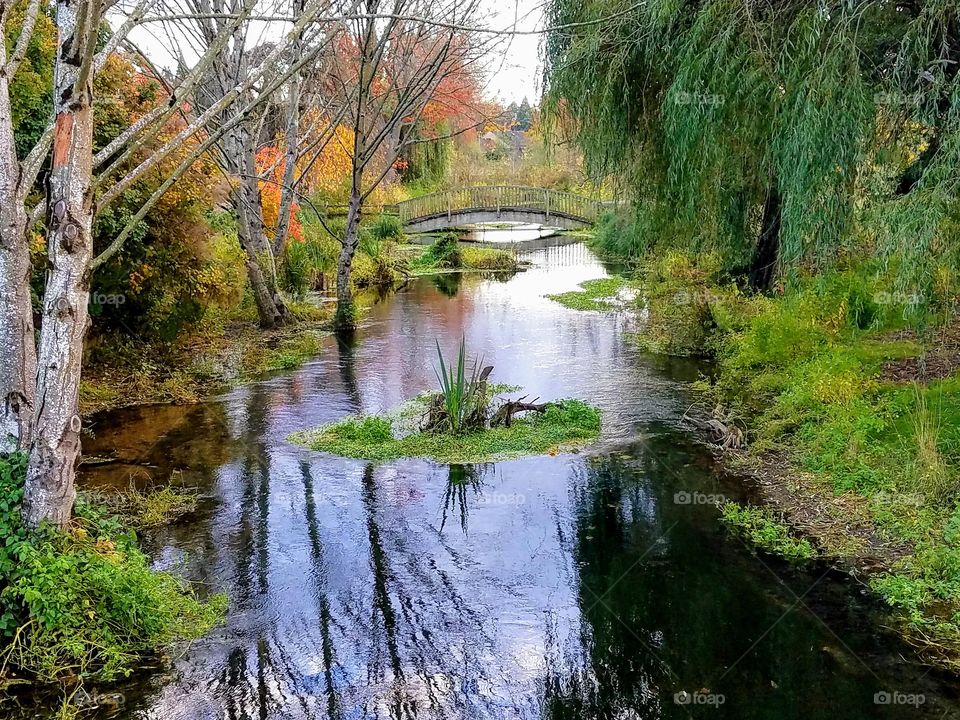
left=0, top=455, right=225, bottom=686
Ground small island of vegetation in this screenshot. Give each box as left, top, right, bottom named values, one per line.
left=290, top=340, right=601, bottom=463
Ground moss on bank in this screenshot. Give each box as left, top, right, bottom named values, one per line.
left=290, top=398, right=601, bottom=463
left=0, top=455, right=225, bottom=687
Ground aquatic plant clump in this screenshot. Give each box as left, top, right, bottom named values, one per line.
left=546, top=276, right=632, bottom=311
left=290, top=398, right=602, bottom=463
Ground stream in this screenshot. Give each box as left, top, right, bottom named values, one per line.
left=27, top=242, right=960, bottom=718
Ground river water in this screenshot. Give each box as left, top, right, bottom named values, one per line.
left=31, top=243, right=960, bottom=718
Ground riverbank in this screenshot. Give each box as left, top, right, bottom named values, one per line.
left=79, top=301, right=335, bottom=415
left=552, top=245, right=960, bottom=668
left=80, top=238, right=525, bottom=416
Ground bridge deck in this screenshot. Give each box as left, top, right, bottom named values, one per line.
left=396, top=186, right=607, bottom=231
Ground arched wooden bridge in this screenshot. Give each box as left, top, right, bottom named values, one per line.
left=394, top=186, right=607, bottom=233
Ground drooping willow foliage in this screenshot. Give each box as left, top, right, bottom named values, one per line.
left=543, top=0, right=960, bottom=290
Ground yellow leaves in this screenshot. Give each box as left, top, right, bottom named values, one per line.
left=257, top=121, right=356, bottom=239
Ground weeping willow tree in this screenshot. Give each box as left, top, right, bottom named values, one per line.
left=543, top=0, right=960, bottom=291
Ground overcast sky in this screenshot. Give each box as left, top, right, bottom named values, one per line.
left=484, top=0, right=545, bottom=106
left=122, top=0, right=547, bottom=107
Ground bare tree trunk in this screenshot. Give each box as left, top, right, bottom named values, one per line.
left=0, top=39, right=37, bottom=453
left=235, top=181, right=289, bottom=329
left=748, top=180, right=781, bottom=292
left=272, top=0, right=304, bottom=261
left=228, top=122, right=289, bottom=328
left=23, top=0, right=99, bottom=528
left=335, top=185, right=363, bottom=329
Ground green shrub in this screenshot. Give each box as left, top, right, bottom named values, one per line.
left=422, top=233, right=462, bottom=268
left=0, top=455, right=226, bottom=683
left=369, top=214, right=405, bottom=243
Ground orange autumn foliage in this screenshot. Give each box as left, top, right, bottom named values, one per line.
left=256, top=121, right=355, bottom=242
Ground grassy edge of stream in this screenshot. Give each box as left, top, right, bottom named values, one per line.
left=549, top=242, right=960, bottom=670
left=80, top=237, right=523, bottom=417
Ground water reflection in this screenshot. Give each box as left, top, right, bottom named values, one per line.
left=440, top=464, right=487, bottom=533
left=462, top=223, right=559, bottom=243
left=430, top=272, right=462, bottom=298
left=23, top=242, right=958, bottom=720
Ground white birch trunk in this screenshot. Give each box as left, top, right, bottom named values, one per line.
left=22, top=0, right=98, bottom=528
left=0, top=30, right=37, bottom=453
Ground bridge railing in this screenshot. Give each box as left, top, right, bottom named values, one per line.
left=397, top=186, right=606, bottom=224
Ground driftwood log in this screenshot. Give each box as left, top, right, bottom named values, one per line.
left=490, top=396, right=549, bottom=427
left=682, top=404, right=746, bottom=450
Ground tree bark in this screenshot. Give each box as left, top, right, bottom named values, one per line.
left=235, top=182, right=289, bottom=329
left=272, top=0, right=304, bottom=260
left=0, top=33, right=37, bottom=453
left=335, top=184, right=363, bottom=329
left=228, top=121, right=289, bottom=329
left=748, top=181, right=781, bottom=292
left=23, top=0, right=99, bottom=528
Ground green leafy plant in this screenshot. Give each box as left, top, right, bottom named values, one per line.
left=720, top=502, right=817, bottom=562
left=369, top=214, right=405, bottom=243
left=423, top=233, right=462, bottom=268
left=0, top=455, right=226, bottom=684
left=434, top=337, right=490, bottom=434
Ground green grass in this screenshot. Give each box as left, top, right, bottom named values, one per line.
left=290, top=398, right=601, bottom=463
left=0, top=455, right=226, bottom=685
left=546, top=277, right=630, bottom=311
left=629, top=249, right=960, bottom=653
left=721, top=502, right=818, bottom=562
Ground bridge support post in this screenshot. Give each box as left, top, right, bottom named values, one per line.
left=545, top=189, right=551, bottom=221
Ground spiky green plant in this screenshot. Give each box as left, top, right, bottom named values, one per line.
left=434, top=337, right=488, bottom=434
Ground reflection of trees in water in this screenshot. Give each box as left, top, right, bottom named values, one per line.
left=300, top=461, right=343, bottom=719
left=540, top=455, right=668, bottom=719
left=430, top=272, right=462, bottom=297
left=354, top=463, right=512, bottom=718
left=335, top=327, right=363, bottom=410
left=540, top=437, right=886, bottom=720
left=360, top=463, right=406, bottom=718
left=234, top=381, right=272, bottom=601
